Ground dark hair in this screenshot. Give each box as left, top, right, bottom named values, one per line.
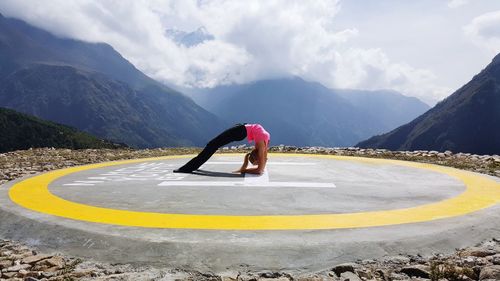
left=249, top=149, right=258, bottom=164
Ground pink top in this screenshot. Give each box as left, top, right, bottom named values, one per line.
left=245, top=124, right=270, bottom=146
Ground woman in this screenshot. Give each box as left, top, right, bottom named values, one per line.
left=174, top=123, right=270, bottom=174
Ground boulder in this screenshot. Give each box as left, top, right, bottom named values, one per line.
left=339, top=271, right=362, bottom=281
left=332, top=263, right=358, bottom=276
left=5, top=263, right=30, bottom=272
left=400, top=265, right=430, bottom=279
left=0, top=259, right=12, bottom=269
left=479, top=265, right=500, bottom=280
left=21, top=254, right=52, bottom=265
left=461, top=247, right=496, bottom=258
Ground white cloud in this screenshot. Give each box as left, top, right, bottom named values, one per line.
left=0, top=0, right=449, bottom=104
left=448, top=0, right=469, bottom=9
left=464, top=10, right=500, bottom=54
left=307, top=48, right=451, bottom=104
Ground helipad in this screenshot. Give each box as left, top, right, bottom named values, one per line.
left=1, top=153, right=499, bottom=272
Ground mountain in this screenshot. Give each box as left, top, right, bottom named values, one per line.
left=336, top=89, right=430, bottom=133
left=165, top=27, right=214, bottom=47
left=0, top=107, right=124, bottom=153
left=0, top=14, right=224, bottom=148
left=186, top=77, right=430, bottom=147
left=357, top=54, right=500, bottom=155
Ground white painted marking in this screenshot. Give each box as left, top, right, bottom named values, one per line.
left=244, top=168, right=270, bottom=184
left=159, top=168, right=335, bottom=188
left=64, top=180, right=104, bottom=186
left=157, top=181, right=335, bottom=188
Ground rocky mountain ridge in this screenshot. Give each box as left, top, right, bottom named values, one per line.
left=0, top=14, right=225, bottom=148
left=358, top=53, right=500, bottom=155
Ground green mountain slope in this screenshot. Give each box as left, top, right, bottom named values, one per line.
left=0, top=14, right=225, bottom=148
left=357, top=54, right=500, bottom=155
left=0, top=107, right=123, bottom=153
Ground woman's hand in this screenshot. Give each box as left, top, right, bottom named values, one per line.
left=235, top=153, right=251, bottom=173
left=239, top=141, right=268, bottom=174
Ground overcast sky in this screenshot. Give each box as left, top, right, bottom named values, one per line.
left=1, top=0, right=500, bottom=105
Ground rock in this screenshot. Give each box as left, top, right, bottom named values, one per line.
left=332, top=263, right=357, bottom=276
left=461, top=247, right=496, bottom=258
left=400, top=265, right=430, bottom=279
left=389, top=272, right=409, bottom=280
left=491, top=254, right=500, bottom=265
left=383, top=255, right=411, bottom=265
left=71, top=269, right=94, bottom=278
left=339, top=271, right=362, bottom=281
left=36, top=256, right=65, bottom=269
left=258, top=278, right=289, bottom=281
left=355, top=269, right=372, bottom=280
left=24, top=277, right=40, bottom=281
left=296, top=276, right=324, bottom=281
left=221, top=277, right=237, bottom=281
left=5, top=263, right=30, bottom=272
left=259, top=272, right=283, bottom=279
left=17, top=268, right=29, bottom=277
left=32, top=263, right=49, bottom=271
left=0, top=259, right=12, bottom=269
left=479, top=265, right=500, bottom=280
left=375, top=268, right=390, bottom=280
left=0, top=250, right=13, bottom=256
left=444, top=150, right=453, bottom=156
left=1, top=271, right=16, bottom=278
left=437, top=153, right=446, bottom=158
left=45, top=265, right=62, bottom=273
left=22, top=254, right=52, bottom=265
left=40, top=271, right=56, bottom=278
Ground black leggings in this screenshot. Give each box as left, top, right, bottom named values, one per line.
left=178, top=124, right=247, bottom=171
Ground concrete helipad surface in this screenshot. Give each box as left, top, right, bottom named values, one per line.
left=1, top=153, right=500, bottom=273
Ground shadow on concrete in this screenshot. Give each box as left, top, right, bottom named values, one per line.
left=193, top=170, right=244, bottom=178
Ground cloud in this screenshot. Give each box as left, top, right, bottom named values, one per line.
left=0, top=0, right=447, bottom=104
left=307, top=48, right=451, bottom=104
left=464, top=10, right=500, bottom=53
left=448, top=0, right=469, bottom=9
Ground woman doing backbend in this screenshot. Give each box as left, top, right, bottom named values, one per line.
left=174, top=123, right=270, bottom=174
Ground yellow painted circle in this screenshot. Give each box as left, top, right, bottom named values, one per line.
left=8, top=153, right=500, bottom=230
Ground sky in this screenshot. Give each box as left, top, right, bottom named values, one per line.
left=1, top=0, right=500, bottom=105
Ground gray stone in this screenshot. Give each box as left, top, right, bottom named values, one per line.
left=491, top=254, right=500, bottom=265
left=383, top=255, right=411, bottom=265
left=400, top=265, right=430, bottom=279
left=36, top=256, right=64, bottom=269
left=339, top=271, right=362, bottom=281
left=0, top=259, right=12, bottom=269
left=17, top=269, right=29, bottom=277
left=479, top=265, right=500, bottom=280
left=21, top=254, right=52, bottom=265
left=5, top=263, right=30, bottom=272
left=1, top=271, right=16, bottom=278
left=461, top=247, right=496, bottom=258
left=258, top=278, right=289, bottom=281
left=332, top=263, right=357, bottom=276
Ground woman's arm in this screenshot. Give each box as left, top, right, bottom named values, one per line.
left=240, top=141, right=267, bottom=174
left=234, top=152, right=250, bottom=173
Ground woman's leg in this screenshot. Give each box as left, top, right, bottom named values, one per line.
left=175, top=124, right=246, bottom=172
